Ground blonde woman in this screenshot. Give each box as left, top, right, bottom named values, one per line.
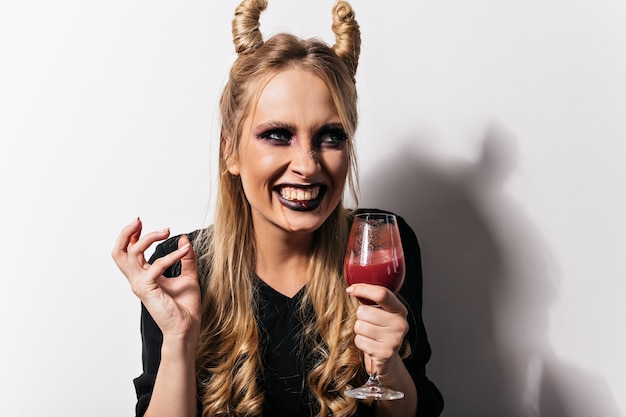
left=112, top=1, right=443, bottom=416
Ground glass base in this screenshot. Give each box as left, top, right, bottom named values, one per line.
left=345, top=378, right=404, bottom=400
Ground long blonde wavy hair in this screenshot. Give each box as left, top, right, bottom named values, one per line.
left=192, top=1, right=364, bottom=416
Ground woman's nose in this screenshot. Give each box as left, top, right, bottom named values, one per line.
left=290, top=144, right=321, bottom=178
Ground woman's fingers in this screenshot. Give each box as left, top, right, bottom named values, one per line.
left=354, top=305, right=408, bottom=342
left=346, top=283, right=408, bottom=316
left=127, top=228, right=171, bottom=267
left=347, top=283, right=409, bottom=367
left=112, top=221, right=200, bottom=339
left=353, top=309, right=407, bottom=372
left=111, top=218, right=142, bottom=261
left=133, top=242, right=192, bottom=297
left=112, top=219, right=186, bottom=283
left=112, top=218, right=174, bottom=272
left=128, top=218, right=142, bottom=246
left=178, top=234, right=198, bottom=278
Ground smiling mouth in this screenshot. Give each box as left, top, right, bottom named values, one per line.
left=275, top=184, right=326, bottom=211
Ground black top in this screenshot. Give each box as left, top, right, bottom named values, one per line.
left=256, top=279, right=320, bottom=416
left=132, top=209, right=444, bottom=416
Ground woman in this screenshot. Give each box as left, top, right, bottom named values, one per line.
left=112, top=1, right=443, bottom=416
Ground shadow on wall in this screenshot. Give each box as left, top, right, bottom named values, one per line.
left=360, top=123, right=621, bottom=417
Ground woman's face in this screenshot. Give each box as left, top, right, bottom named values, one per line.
left=228, top=68, right=350, bottom=236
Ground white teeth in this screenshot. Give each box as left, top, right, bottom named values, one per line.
left=279, top=186, right=320, bottom=201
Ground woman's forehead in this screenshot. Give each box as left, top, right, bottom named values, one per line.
left=242, top=69, right=338, bottom=126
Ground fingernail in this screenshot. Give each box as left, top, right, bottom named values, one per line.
left=159, top=227, right=170, bottom=233
left=346, top=285, right=354, bottom=294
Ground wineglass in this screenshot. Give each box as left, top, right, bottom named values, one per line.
left=344, top=212, right=406, bottom=400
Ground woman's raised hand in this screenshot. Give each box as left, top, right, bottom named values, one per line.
left=112, top=218, right=201, bottom=342
left=346, top=283, right=409, bottom=378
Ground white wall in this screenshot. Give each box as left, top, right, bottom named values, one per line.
left=1, top=1, right=624, bottom=416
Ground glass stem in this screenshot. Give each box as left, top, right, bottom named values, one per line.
left=368, top=356, right=380, bottom=383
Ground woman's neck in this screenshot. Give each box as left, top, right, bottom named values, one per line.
left=253, top=227, right=314, bottom=298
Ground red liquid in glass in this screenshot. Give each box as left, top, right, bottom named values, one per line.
left=345, top=250, right=405, bottom=304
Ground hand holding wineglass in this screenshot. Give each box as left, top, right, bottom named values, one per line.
left=344, top=212, right=407, bottom=400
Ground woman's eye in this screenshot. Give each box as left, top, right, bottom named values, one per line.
left=258, top=128, right=292, bottom=144
left=317, top=128, right=348, bottom=148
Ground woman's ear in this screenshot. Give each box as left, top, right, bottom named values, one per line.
left=227, top=156, right=240, bottom=176
left=223, top=138, right=240, bottom=175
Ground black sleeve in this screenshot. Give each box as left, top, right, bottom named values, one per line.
left=396, top=214, right=445, bottom=416
left=132, top=235, right=185, bottom=417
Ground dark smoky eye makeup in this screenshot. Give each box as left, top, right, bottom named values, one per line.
left=256, top=126, right=294, bottom=144
left=316, top=125, right=349, bottom=148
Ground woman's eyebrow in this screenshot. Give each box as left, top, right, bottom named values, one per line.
left=256, top=120, right=297, bottom=132
left=255, top=121, right=346, bottom=136
left=317, top=122, right=345, bottom=131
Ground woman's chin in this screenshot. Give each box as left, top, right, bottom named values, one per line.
left=276, top=203, right=333, bottom=233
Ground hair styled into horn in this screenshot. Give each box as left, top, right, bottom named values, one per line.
left=232, top=0, right=361, bottom=80
left=331, top=0, right=361, bottom=80
left=232, top=0, right=268, bottom=56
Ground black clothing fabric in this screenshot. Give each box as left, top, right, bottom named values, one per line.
left=133, top=209, right=443, bottom=416
left=256, top=279, right=314, bottom=415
